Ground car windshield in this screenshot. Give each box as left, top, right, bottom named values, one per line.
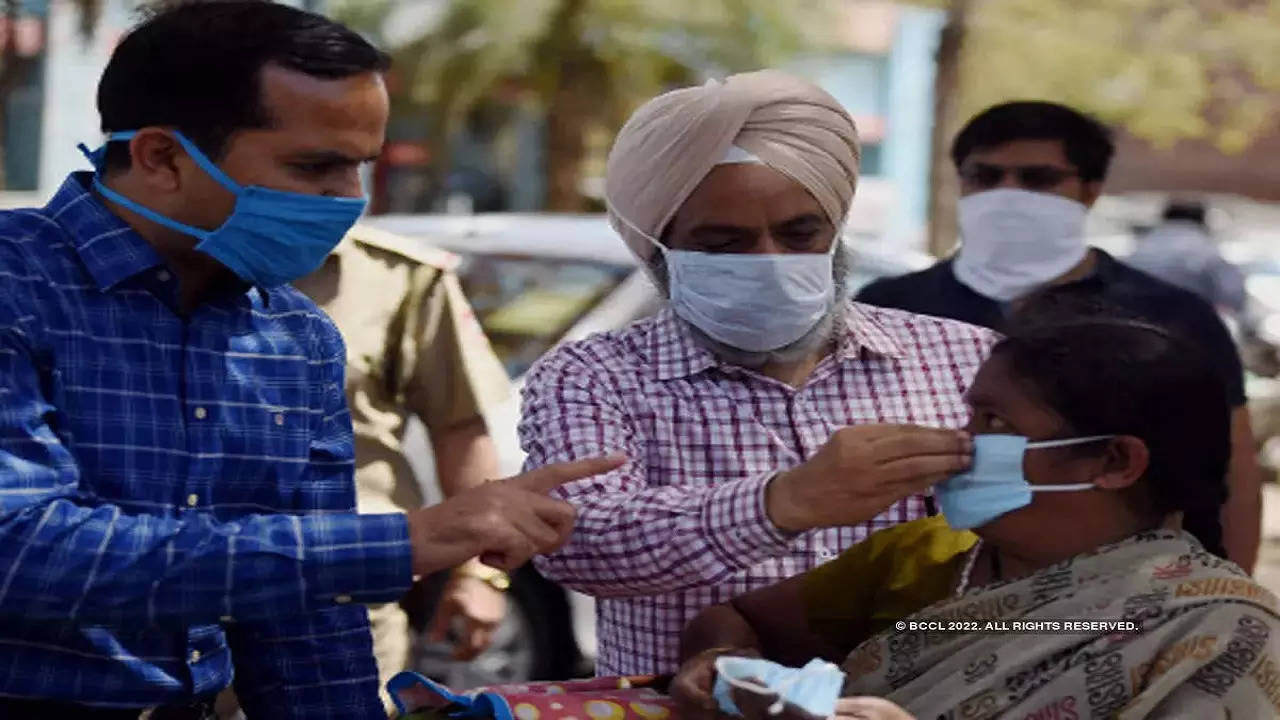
left=454, top=254, right=634, bottom=377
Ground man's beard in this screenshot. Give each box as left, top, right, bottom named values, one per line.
left=648, top=243, right=853, bottom=368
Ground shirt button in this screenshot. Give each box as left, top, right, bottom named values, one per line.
left=335, top=594, right=352, bottom=604
left=193, top=407, right=207, bottom=420
left=274, top=414, right=285, bottom=426
left=817, top=547, right=835, bottom=560
left=189, top=650, right=201, bottom=663
left=186, top=493, right=198, bottom=507
left=156, top=269, right=171, bottom=282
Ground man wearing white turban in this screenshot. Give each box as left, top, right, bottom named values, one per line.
left=519, top=70, right=996, bottom=676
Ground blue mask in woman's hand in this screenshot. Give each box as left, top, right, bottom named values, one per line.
left=713, top=656, right=846, bottom=718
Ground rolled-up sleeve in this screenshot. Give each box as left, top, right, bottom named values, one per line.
left=520, top=347, right=793, bottom=599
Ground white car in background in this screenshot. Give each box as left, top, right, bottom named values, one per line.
left=358, top=212, right=933, bottom=686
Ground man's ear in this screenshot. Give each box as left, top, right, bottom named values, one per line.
left=1093, top=436, right=1149, bottom=491
left=122, top=128, right=184, bottom=193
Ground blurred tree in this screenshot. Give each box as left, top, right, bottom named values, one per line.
left=909, top=0, right=1280, bottom=255
left=334, top=0, right=837, bottom=211
left=0, top=0, right=102, bottom=188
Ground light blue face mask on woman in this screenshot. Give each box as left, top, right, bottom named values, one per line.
left=935, top=433, right=1113, bottom=530
left=79, top=131, right=367, bottom=288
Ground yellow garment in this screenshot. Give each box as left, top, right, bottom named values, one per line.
left=800, top=515, right=977, bottom=652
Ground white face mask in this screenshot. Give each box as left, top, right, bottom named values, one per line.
left=953, top=189, right=1089, bottom=301
left=610, top=146, right=840, bottom=353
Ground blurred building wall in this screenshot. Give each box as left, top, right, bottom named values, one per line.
left=789, top=2, right=944, bottom=247
left=1108, top=130, right=1280, bottom=204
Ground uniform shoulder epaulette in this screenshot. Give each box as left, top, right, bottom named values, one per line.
left=345, top=223, right=461, bottom=272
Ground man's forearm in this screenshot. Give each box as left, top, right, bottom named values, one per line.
left=1224, top=461, right=1262, bottom=573
left=0, top=499, right=412, bottom=626
left=431, top=417, right=500, bottom=498
left=534, top=472, right=795, bottom=598
left=1225, top=406, right=1262, bottom=573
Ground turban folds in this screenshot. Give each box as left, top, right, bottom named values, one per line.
left=605, top=69, right=861, bottom=262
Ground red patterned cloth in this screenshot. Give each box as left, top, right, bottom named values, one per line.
left=520, top=303, right=995, bottom=675
left=389, top=673, right=677, bottom=720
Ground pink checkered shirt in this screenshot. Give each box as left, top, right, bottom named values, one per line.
left=520, top=302, right=996, bottom=676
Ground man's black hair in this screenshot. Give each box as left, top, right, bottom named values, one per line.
left=98, top=0, right=390, bottom=172
left=951, top=101, right=1115, bottom=183
left=1162, top=199, right=1207, bottom=225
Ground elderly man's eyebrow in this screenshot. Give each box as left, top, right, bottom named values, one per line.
left=772, top=213, right=826, bottom=231
left=689, top=223, right=757, bottom=238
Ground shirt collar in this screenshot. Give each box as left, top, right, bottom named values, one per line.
left=49, top=172, right=272, bottom=307
left=647, top=300, right=905, bottom=381
left=50, top=173, right=164, bottom=291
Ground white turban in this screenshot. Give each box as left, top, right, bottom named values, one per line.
left=605, top=69, right=861, bottom=262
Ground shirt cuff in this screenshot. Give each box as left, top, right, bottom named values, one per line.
left=701, top=472, right=795, bottom=570
left=301, top=512, right=414, bottom=606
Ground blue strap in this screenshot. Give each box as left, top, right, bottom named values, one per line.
left=76, top=129, right=236, bottom=241
left=106, top=130, right=243, bottom=195
left=89, top=177, right=214, bottom=241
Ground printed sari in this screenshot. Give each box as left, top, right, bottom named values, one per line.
left=842, top=530, right=1280, bottom=718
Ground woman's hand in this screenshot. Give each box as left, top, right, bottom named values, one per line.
left=671, top=647, right=760, bottom=720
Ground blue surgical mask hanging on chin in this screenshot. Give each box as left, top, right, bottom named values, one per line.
left=78, top=131, right=366, bottom=288
left=935, top=434, right=1113, bottom=530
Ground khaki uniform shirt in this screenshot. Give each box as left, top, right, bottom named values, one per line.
left=294, top=225, right=513, bottom=516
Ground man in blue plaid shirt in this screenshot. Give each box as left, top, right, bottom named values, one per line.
left=0, top=3, right=619, bottom=718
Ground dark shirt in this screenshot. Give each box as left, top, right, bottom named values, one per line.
left=856, top=251, right=1246, bottom=407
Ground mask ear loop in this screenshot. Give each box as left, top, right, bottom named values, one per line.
left=1025, top=435, right=1115, bottom=493
left=1024, top=435, right=1114, bottom=450
left=764, top=672, right=799, bottom=716
left=715, top=658, right=792, bottom=716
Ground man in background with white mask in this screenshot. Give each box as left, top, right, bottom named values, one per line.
left=857, top=101, right=1260, bottom=573
left=519, top=70, right=995, bottom=676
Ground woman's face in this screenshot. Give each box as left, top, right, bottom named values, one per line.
left=960, top=352, right=1142, bottom=546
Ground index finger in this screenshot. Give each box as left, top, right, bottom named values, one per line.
left=506, top=453, right=627, bottom=493
left=868, top=428, right=971, bottom=463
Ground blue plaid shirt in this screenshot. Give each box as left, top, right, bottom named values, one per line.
left=0, top=174, right=412, bottom=716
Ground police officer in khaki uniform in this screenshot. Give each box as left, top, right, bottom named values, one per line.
left=293, top=225, right=514, bottom=710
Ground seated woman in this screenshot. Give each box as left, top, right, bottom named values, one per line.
left=674, top=319, right=1280, bottom=719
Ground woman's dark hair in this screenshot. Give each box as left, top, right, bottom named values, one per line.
left=951, top=101, right=1115, bottom=183
left=98, top=0, right=390, bottom=172
left=992, top=317, right=1231, bottom=557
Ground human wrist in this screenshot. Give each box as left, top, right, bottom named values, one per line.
left=303, top=512, right=414, bottom=605
left=698, top=645, right=761, bottom=660
left=765, top=469, right=812, bottom=533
